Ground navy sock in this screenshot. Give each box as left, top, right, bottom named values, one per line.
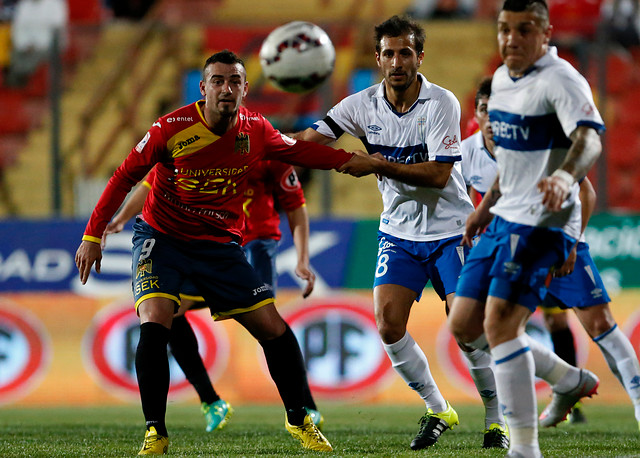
left=169, top=315, right=219, bottom=405
left=136, top=322, right=171, bottom=437
left=260, top=324, right=310, bottom=425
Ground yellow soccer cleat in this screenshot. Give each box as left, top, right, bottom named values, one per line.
left=285, top=413, right=333, bottom=452
left=138, top=426, right=169, bottom=455
left=483, top=423, right=509, bottom=449
left=410, top=401, right=459, bottom=450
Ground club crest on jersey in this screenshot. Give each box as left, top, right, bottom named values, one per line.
left=235, top=132, right=250, bottom=154
left=136, top=259, right=152, bottom=278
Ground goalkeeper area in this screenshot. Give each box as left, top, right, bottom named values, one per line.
left=1, top=402, right=637, bottom=456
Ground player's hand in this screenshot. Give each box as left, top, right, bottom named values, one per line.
left=538, top=175, right=571, bottom=212
left=337, top=152, right=380, bottom=177
left=75, top=240, right=102, bottom=284
left=554, top=245, right=578, bottom=277
left=462, top=209, right=493, bottom=247
left=101, top=219, right=126, bottom=249
left=295, top=264, right=316, bottom=298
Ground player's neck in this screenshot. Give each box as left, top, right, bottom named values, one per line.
left=482, top=135, right=495, bottom=157
left=384, top=78, right=420, bottom=113
left=206, top=111, right=238, bottom=136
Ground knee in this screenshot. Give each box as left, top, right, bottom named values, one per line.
left=376, top=319, right=405, bottom=344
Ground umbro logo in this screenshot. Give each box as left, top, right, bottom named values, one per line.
left=367, top=124, right=382, bottom=131
left=629, top=375, right=640, bottom=390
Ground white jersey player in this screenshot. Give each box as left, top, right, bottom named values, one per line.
left=297, top=15, right=509, bottom=451
left=448, top=1, right=605, bottom=457
left=460, top=77, right=497, bottom=201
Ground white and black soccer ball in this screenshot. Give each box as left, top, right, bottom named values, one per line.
left=259, top=21, right=335, bottom=93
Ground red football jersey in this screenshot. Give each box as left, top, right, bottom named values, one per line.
left=83, top=102, right=352, bottom=243
left=243, top=160, right=305, bottom=244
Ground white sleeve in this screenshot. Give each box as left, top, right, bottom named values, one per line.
left=426, top=90, right=462, bottom=162
left=547, top=66, right=605, bottom=137
left=313, top=92, right=366, bottom=139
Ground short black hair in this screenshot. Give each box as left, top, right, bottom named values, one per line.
left=501, top=0, right=549, bottom=27
left=475, top=77, right=492, bottom=109
left=202, top=50, right=246, bottom=77
left=374, top=15, right=426, bottom=54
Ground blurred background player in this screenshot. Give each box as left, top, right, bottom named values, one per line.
left=296, top=15, right=509, bottom=450
left=102, top=161, right=323, bottom=433
left=449, top=0, right=605, bottom=456
left=75, top=50, right=381, bottom=455
left=461, top=76, right=640, bottom=430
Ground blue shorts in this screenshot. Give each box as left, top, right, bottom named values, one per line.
left=244, top=238, right=279, bottom=292
left=456, top=216, right=575, bottom=312
left=132, top=220, right=274, bottom=319
left=181, top=237, right=279, bottom=305
left=373, top=231, right=469, bottom=301
left=543, top=241, right=611, bottom=309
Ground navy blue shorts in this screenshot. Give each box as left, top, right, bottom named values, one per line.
left=543, top=241, right=611, bottom=309
left=456, top=216, right=575, bottom=311
left=132, top=220, right=274, bottom=319
left=374, top=231, right=469, bottom=301
left=244, top=238, right=279, bottom=292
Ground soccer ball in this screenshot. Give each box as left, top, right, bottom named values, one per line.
left=259, top=21, right=335, bottom=93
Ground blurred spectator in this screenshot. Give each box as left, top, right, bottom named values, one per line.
left=406, top=0, right=476, bottom=19
left=0, top=0, right=20, bottom=22
left=601, top=0, right=640, bottom=51
left=5, top=0, right=68, bottom=87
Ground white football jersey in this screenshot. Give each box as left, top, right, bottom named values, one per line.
left=460, top=130, right=497, bottom=196
left=314, top=73, right=474, bottom=241
left=488, top=47, right=604, bottom=240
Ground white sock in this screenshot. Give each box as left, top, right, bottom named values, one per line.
left=491, top=335, right=539, bottom=455
left=525, top=334, right=580, bottom=391
left=595, top=325, right=640, bottom=421
left=383, top=332, right=447, bottom=412
left=462, top=348, right=503, bottom=429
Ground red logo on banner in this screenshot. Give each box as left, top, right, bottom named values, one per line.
left=83, top=301, right=229, bottom=401
left=284, top=296, right=392, bottom=398
left=0, top=303, right=50, bottom=404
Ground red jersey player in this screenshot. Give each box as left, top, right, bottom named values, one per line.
left=75, top=50, right=379, bottom=454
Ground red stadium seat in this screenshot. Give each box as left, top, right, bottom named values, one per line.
left=588, top=51, right=637, bottom=95
left=0, top=91, right=30, bottom=134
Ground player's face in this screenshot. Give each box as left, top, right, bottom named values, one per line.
left=200, top=62, right=248, bottom=118
left=376, top=34, right=424, bottom=91
left=475, top=96, right=494, bottom=148
left=497, top=10, right=551, bottom=78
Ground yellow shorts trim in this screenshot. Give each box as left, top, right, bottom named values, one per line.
left=179, top=293, right=205, bottom=302
left=135, top=292, right=180, bottom=310
left=212, top=297, right=275, bottom=321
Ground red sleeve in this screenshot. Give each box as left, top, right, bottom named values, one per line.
left=82, top=124, right=166, bottom=242
left=261, top=117, right=353, bottom=169
left=269, top=161, right=305, bottom=212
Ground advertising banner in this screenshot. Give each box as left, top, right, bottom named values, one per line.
left=2, top=289, right=639, bottom=407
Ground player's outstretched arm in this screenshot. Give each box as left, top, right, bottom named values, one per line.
left=75, top=240, right=102, bottom=284
left=291, top=127, right=335, bottom=145
left=366, top=158, right=454, bottom=188
left=285, top=204, right=315, bottom=298
left=102, top=182, right=150, bottom=248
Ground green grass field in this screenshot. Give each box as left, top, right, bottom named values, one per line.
left=1, top=402, right=639, bottom=457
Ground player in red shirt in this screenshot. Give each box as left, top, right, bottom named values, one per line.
left=102, top=160, right=322, bottom=434
left=75, top=50, right=378, bottom=454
